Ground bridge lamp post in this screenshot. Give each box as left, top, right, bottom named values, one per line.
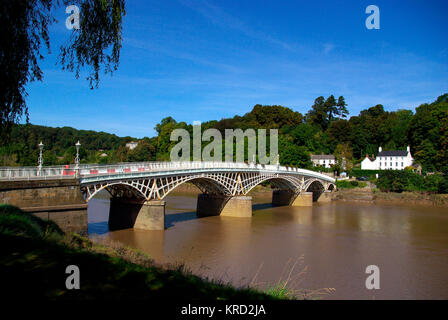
left=75, top=141, right=81, bottom=172
left=38, top=141, right=44, bottom=175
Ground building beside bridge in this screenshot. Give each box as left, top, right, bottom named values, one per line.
left=311, top=154, right=336, bottom=168
left=361, top=146, right=414, bottom=170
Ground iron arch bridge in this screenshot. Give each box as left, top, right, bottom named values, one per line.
left=73, top=161, right=336, bottom=202
left=0, top=161, right=336, bottom=201
left=0, top=161, right=337, bottom=231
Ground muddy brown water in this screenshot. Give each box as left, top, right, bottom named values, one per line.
left=87, top=191, right=448, bottom=299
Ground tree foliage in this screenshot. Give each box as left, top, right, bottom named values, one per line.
left=0, top=0, right=126, bottom=141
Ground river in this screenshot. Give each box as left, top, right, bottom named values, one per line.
left=87, top=191, right=448, bottom=299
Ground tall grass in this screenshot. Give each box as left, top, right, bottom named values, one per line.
left=249, top=256, right=335, bottom=300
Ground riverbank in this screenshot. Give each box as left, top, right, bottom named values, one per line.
left=0, top=204, right=278, bottom=300
left=175, top=182, right=448, bottom=207
left=334, top=187, right=448, bottom=207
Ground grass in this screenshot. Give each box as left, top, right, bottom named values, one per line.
left=250, top=256, right=335, bottom=300
left=0, top=204, right=275, bottom=300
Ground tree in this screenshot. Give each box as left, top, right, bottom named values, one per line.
left=306, top=95, right=349, bottom=130
left=333, top=142, right=353, bottom=171
left=128, top=139, right=156, bottom=162
left=408, top=94, right=448, bottom=171
left=326, top=120, right=351, bottom=147
left=0, top=0, right=126, bottom=140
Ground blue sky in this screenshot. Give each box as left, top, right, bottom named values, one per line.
left=27, top=0, right=448, bottom=138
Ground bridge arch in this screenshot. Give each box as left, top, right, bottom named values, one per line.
left=243, top=175, right=302, bottom=195
left=83, top=181, right=147, bottom=202
left=158, top=176, right=232, bottom=199
left=305, top=179, right=326, bottom=202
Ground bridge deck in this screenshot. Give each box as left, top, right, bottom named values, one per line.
left=0, top=161, right=335, bottom=184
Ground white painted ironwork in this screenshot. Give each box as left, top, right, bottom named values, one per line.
left=75, top=141, right=81, bottom=170
left=0, top=161, right=336, bottom=201
left=37, top=141, right=44, bottom=176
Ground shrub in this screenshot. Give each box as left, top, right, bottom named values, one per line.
left=350, top=180, right=359, bottom=187
left=336, top=180, right=367, bottom=189
left=0, top=204, right=63, bottom=238
left=438, top=178, right=448, bottom=194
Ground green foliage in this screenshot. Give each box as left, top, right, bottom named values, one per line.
left=0, top=0, right=126, bottom=140
left=349, top=169, right=381, bottom=178
left=336, top=180, right=367, bottom=189
left=407, top=94, right=448, bottom=172
left=376, top=171, right=447, bottom=193
left=278, top=136, right=312, bottom=168
left=0, top=123, right=143, bottom=166
left=0, top=204, right=63, bottom=238
left=305, top=95, right=348, bottom=131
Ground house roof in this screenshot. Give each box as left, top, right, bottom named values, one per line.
left=377, top=150, right=408, bottom=157
left=311, top=154, right=335, bottom=160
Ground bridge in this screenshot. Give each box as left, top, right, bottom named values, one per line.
left=0, top=161, right=336, bottom=233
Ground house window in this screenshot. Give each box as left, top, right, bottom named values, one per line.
left=401, top=162, right=404, bottom=167
left=390, top=162, right=392, bottom=166
left=396, top=162, right=398, bottom=167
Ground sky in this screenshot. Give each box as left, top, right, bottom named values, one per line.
left=26, top=0, right=448, bottom=138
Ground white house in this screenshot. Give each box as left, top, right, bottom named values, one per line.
left=125, top=141, right=139, bottom=150
left=361, top=146, right=413, bottom=170
left=311, top=154, right=336, bottom=168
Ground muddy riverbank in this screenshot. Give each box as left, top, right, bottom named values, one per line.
left=334, top=187, right=448, bottom=207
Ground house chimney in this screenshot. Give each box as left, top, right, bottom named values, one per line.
left=407, top=146, right=410, bottom=152
left=379, top=146, right=382, bottom=152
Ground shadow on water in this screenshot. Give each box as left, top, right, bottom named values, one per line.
left=165, top=211, right=198, bottom=228
left=88, top=221, right=109, bottom=235
left=252, top=202, right=273, bottom=211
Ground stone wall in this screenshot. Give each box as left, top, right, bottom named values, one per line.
left=0, top=179, right=87, bottom=234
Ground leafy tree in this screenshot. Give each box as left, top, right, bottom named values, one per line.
left=326, top=120, right=351, bottom=148
left=305, top=95, right=348, bottom=130
left=128, top=139, right=156, bottom=162
left=0, top=0, right=126, bottom=140
left=408, top=94, right=448, bottom=171
left=278, top=136, right=312, bottom=168
left=333, top=142, right=353, bottom=171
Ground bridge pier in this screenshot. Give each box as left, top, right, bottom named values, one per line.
left=272, top=190, right=313, bottom=207
left=109, top=198, right=165, bottom=231
left=134, top=201, right=166, bottom=231
left=196, top=194, right=252, bottom=218
left=291, top=192, right=313, bottom=206
left=317, top=190, right=333, bottom=203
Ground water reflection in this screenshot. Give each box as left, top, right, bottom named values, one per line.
left=87, top=192, right=448, bottom=299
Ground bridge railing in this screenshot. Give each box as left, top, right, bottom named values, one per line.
left=0, top=161, right=334, bottom=182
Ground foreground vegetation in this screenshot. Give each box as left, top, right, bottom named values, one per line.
left=0, top=204, right=277, bottom=300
